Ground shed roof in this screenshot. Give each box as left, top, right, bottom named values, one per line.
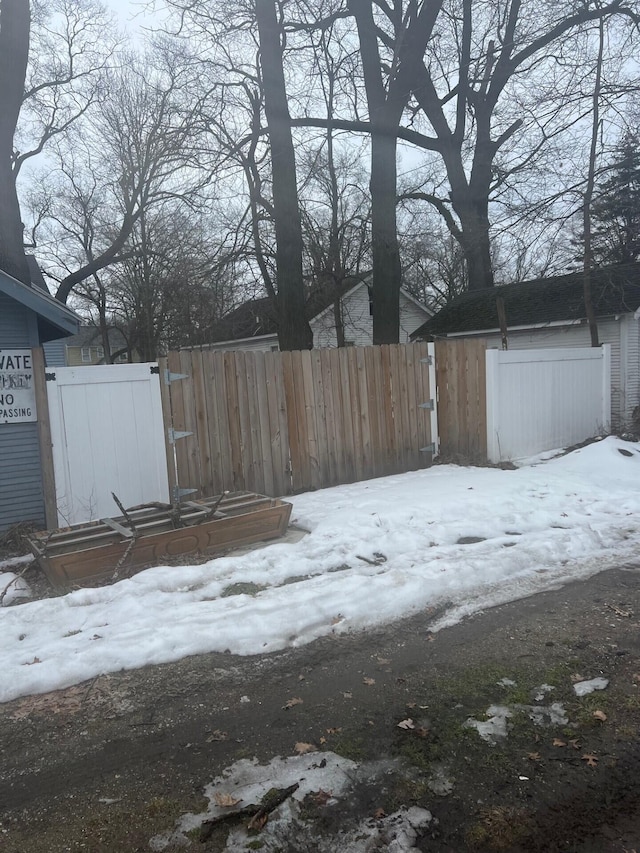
left=412, top=263, right=640, bottom=338
left=0, top=265, right=79, bottom=342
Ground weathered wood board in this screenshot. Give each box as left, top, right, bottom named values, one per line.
left=28, top=492, right=292, bottom=588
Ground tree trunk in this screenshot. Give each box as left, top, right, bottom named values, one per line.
left=0, top=0, right=30, bottom=284
left=255, top=0, right=312, bottom=351
left=583, top=17, right=604, bottom=348
left=370, top=130, right=401, bottom=343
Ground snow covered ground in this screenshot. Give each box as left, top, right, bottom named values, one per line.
left=1, top=436, right=639, bottom=705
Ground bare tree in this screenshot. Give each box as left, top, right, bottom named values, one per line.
left=45, top=60, right=204, bottom=303
left=255, top=0, right=313, bottom=350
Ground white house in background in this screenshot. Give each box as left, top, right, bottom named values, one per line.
left=195, top=278, right=432, bottom=353
left=412, top=263, right=640, bottom=430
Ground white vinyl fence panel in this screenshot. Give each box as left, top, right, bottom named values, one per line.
left=485, top=346, right=611, bottom=463
left=46, top=364, right=170, bottom=525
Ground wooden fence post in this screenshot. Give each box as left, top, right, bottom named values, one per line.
left=31, top=347, right=58, bottom=529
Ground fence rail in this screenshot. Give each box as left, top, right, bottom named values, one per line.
left=161, top=342, right=434, bottom=499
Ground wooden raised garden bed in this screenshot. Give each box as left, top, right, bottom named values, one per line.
left=28, top=492, right=292, bottom=588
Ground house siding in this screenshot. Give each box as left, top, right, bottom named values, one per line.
left=313, top=287, right=429, bottom=348
left=43, top=339, right=66, bottom=367
left=0, top=294, right=45, bottom=531
left=480, top=318, right=625, bottom=428
left=624, top=315, right=640, bottom=429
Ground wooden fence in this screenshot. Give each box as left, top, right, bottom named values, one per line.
left=434, top=338, right=487, bottom=460
left=160, top=342, right=435, bottom=499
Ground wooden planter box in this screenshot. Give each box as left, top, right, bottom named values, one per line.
left=28, top=492, right=292, bottom=589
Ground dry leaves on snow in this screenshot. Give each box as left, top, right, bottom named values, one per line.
left=214, top=792, right=241, bottom=808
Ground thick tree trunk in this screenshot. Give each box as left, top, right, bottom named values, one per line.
left=453, top=198, right=494, bottom=291
left=0, top=0, right=30, bottom=285
left=255, top=0, right=312, bottom=351
left=370, top=130, right=401, bottom=343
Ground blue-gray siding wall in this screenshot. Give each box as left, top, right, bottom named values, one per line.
left=43, top=339, right=67, bottom=367
left=0, top=293, right=45, bottom=532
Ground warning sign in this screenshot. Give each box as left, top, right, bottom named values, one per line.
left=0, top=350, right=37, bottom=424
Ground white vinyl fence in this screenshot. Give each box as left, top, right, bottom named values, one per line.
left=46, top=363, right=170, bottom=525
left=485, top=346, right=611, bottom=463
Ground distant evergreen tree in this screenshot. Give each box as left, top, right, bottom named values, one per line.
left=591, top=133, right=640, bottom=265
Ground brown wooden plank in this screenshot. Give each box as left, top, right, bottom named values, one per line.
left=341, top=347, right=358, bottom=482
left=253, top=351, right=275, bottom=496
left=31, top=347, right=58, bottom=529
left=243, top=352, right=265, bottom=494
left=299, top=349, right=321, bottom=489
left=291, top=350, right=312, bottom=490
left=476, top=339, right=488, bottom=459
left=201, top=351, right=223, bottom=495
left=157, top=356, right=178, bottom=502
left=166, top=350, right=189, bottom=496
left=179, top=349, right=202, bottom=497
left=388, top=344, right=404, bottom=471
left=319, top=347, right=338, bottom=486
left=417, top=341, right=433, bottom=467
left=223, top=351, right=244, bottom=491
left=346, top=346, right=364, bottom=481
left=327, top=348, right=348, bottom=481
left=379, top=345, right=396, bottom=475
left=310, top=349, right=330, bottom=487
left=364, top=346, right=382, bottom=479
left=265, top=351, right=290, bottom=495
left=353, top=346, right=372, bottom=480
left=282, top=350, right=304, bottom=491
left=403, top=344, right=419, bottom=470
left=233, top=351, right=255, bottom=492
left=190, top=348, right=214, bottom=497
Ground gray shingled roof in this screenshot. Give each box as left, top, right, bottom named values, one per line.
left=412, top=263, right=640, bottom=339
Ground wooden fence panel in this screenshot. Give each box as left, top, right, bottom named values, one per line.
left=166, top=342, right=435, bottom=498
left=435, top=339, right=487, bottom=460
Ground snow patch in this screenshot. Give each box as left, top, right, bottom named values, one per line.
left=573, top=677, right=609, bottom=696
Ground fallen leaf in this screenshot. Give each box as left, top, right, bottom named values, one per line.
left=283, top=697, right=303, bottom=710
left=570, top=673, right=585, bottom=683
left=593, top=710, right=607, bottom=722
left=397, top=718, right=415, bottom=730
left=313, top=789, right=332, bottom=805
left=414, top=727, right=430, bottom=738
left=247, top=812, right=268, bottom=831
left=569, top=739, right=582, bottom=751
left=363, top=677, right=376, bottom=686
left=319, top=736, right=327, bottom=745
left=331, top=615, right=344, bottom=625
left=376, top=657, right=391, bottom=665
left=326, top=727, right=342, bottom=735
left=582, top=753, right=598, bottom=767
left=294, top=742, right=316, bottom=755
left=407, top=702, right=417, bottom=709
left=206, top=730, right=228, bottom=743
left=373, top=807, right=387, bottom=819
left=552, top=738, right=567, bottom=748
left=22, top=657, right=41, bottom=666
left=426, top=633, right=435, bottom=642
left=214, top=792, right=241, bottom=808
left=528, top=752, right=542, bottom=762
left=342, top=692, right=352, bottom=700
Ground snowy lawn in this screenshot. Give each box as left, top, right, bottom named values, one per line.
left=1, top=436, right=639, bottom=705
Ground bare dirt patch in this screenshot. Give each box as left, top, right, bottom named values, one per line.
left=2, top=564, right=640, bottom=851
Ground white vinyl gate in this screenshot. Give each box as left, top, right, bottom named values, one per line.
left=485, top=346, right=612, bottom=462
left=46, top=364, right=170, bottom=526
